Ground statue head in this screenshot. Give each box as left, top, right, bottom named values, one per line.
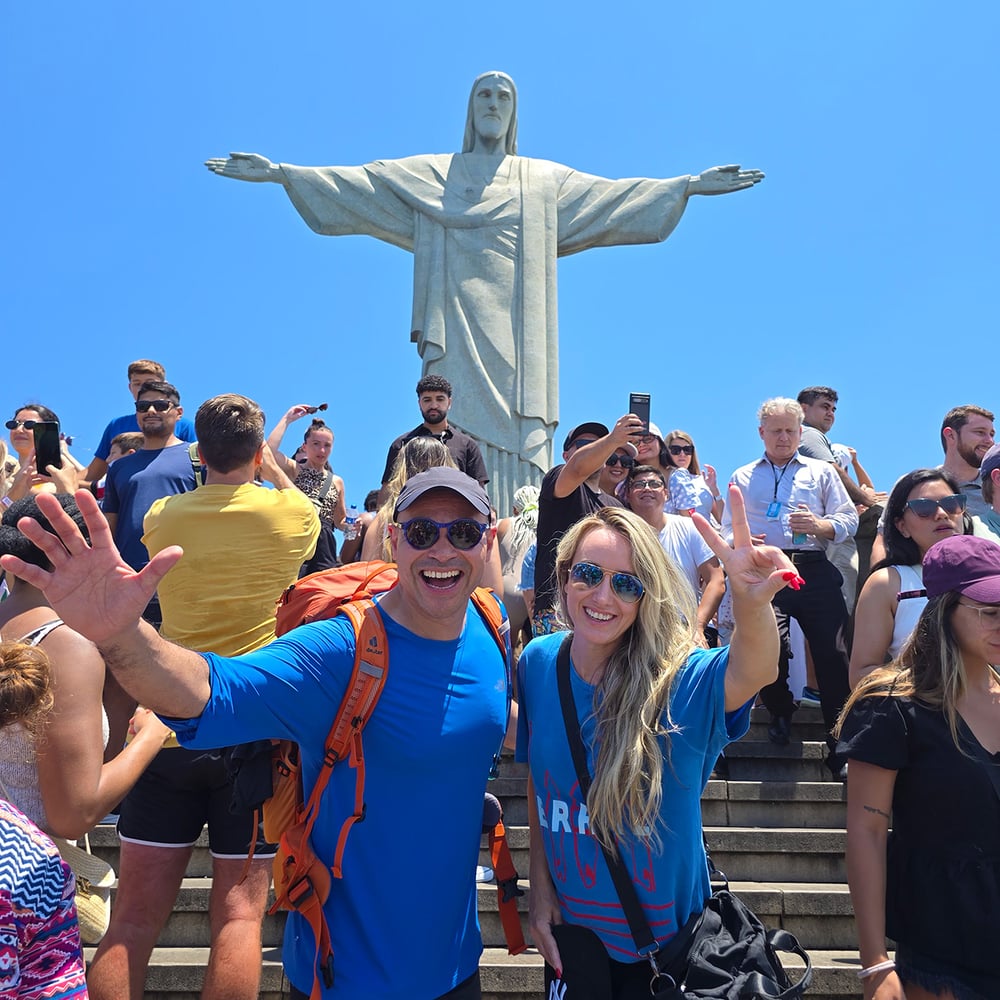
left=462, top=71, right=518, bottom=155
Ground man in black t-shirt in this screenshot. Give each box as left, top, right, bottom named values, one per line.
left=531, top=415, right=642, bottom=635
left=380, top=376, right=489, bottom=497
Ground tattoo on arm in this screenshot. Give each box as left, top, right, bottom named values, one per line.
left=863, top=804, right=891, bottom=821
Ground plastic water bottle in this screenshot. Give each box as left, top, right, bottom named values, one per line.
left=344, top=504, right=360, bottom=540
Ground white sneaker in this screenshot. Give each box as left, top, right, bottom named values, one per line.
left=476, top=865, right=494, bottom=883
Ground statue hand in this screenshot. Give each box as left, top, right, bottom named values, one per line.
left=688, top=164, right=764, bottom=196
left=204, top=152, right=282, bottom=183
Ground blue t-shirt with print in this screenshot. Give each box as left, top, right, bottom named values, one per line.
left=516, top=632, right=750, bottom=961
left=169, top=601, right=508, bottom=999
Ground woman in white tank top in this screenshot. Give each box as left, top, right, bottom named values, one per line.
left=0, top=495, right=169, bottom=838
left=850, top=469, right=969, bottom=688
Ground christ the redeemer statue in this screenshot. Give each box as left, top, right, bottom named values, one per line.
left=206, top=71, right=763, bottom=507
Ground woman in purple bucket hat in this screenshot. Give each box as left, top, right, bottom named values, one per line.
left=837, top=534, right=1000, bottom=1000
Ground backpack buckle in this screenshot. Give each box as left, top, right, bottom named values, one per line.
left=497, top=875, right=524, bottom=904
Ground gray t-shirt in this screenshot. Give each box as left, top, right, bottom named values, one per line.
left=798, top=425, right=836, bottom=463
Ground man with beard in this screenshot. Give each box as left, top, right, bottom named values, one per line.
left=381, top=376, right=488, bottom=497
left=940, top=404, right=995, bottom=520
left=102, top=380, right=197, bottom=628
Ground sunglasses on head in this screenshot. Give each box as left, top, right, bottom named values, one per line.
left=569, top=561, right=645, bottom=603
left=396, top=517, right=488, bottom=551
left=669, top=444, right=694, bottom=456
left=605, top=454, right=634, bottom=468
left=5, top=419, right=39, bottom=430
left=135, top=399, right=174, bottom=413
left=904, top=494, right=966, bottom=518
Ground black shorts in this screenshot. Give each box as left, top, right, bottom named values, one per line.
left=118, top=745, right=275, bottom=859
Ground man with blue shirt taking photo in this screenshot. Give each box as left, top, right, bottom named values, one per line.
left=1, top=467, right=509, bottom=1000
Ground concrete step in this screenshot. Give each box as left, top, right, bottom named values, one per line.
left=705, top=827, right=847, bottom=883
left=703, top=780, right=847, bottom=828
left=83, top=944, right=865, bottom=999
left=724, top=739, right=837, bottom=782
left=83, top=945, right=288, bottom=999
left=480, top=947, right=867, bottom=999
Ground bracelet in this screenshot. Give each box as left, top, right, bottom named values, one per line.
left=857, top=959, right=895, bottom=979
left=713, top=495, right=723, bottom=502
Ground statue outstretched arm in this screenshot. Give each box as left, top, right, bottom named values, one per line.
left=687, top=164, right=764, bottom=196
left=204, top=152, right=285, bottom=183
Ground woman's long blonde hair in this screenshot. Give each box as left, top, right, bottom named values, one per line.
left=835, top=591, right=979, bottom=751
left=555, top=507, right=700, bottom=851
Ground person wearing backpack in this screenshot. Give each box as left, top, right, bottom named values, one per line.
left=88, top=394, right=320, bottom=1000
left=1, top=467, right=510, bottom=1000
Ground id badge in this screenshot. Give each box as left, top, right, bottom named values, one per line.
left=766, top=501, right=782, bottom=519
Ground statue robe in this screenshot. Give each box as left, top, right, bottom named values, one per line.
left=280, top=154, right=690, bottom=504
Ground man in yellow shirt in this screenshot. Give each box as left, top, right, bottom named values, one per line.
left=87, top=393, right=319, bottom=1000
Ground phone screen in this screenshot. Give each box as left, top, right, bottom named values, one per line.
left=628, top=392, right=651, bottom=432
left=33, top=421, right=63, bottom=472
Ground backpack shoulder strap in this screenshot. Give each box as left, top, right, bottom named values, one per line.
left=188, top=441, right=206, bottom=486
left=297, top=598, right=389, bottom=879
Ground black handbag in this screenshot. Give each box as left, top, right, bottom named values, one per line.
left=553, top=635, right=812, bottom=999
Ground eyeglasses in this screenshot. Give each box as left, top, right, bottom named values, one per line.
left=396, top=517, right=489, bottom=551
left=957, top=602, right=1000, bottom=630
left=569, top=561, right=645, bottom=603
left=605, top=454, right=635, bottom=469
left=629, top=478, right=664, bottom=492
left=5, top=419, right=39, bottom=430
left=135, top=399, right=175, bottom=413
left=904, top=494, right=966, bottom=518
left=668, top=444, right=695, bottom=456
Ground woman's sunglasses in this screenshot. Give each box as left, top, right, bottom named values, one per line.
left=396, top=517, right=488, bottom=550
left=668, top=444, right=694, bottom=456
left=5, top=419, right=39, bottom=430
left=904, top=494, right=966, bottom=518
left=569, top=561, right=645, bottom=603
left=605, top=454, right=635, bottom=468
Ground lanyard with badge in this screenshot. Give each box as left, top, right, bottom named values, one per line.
left=765, top=460, right=791, bottom=519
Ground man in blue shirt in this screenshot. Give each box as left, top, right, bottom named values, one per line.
left=102, top=380, right=197, bottom=628
left=81, top=359, right=196, bottom=488
left=0, top=467, right=509, bottom=1000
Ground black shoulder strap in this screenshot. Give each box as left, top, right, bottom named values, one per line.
left=555, top=635, right=658, bottom=957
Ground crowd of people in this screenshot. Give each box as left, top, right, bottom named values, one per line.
left=1, top=361, right=998, bottom=1000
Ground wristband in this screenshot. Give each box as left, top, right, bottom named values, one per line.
left=713, top=495, right=723, bottom=502
left=857, top=959, right=895, bottom=979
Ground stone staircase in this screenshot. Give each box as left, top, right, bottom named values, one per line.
left=87, top=706, right=867, bottom=998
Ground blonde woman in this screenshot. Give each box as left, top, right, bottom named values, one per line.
left=517, top=492, right=797, bottom=993
left=836, top=534, right=1000, bottom=1000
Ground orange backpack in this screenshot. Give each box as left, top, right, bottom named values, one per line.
left=265, top=561, right=525, bottom=999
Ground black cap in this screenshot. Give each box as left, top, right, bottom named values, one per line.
left=393, top=467, right=492, bottom=520
left=563, top=422, right=609, bottom=452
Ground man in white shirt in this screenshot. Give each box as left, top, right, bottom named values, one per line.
left=724, top=398, right=858, bottom=778
left=624, top=465, right=725, bottom=638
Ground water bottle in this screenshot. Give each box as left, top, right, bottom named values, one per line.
left=344, top=504, right=360, bottom=540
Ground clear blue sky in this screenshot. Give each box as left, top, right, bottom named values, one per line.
left=5, top=2, right=998, bottom=505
